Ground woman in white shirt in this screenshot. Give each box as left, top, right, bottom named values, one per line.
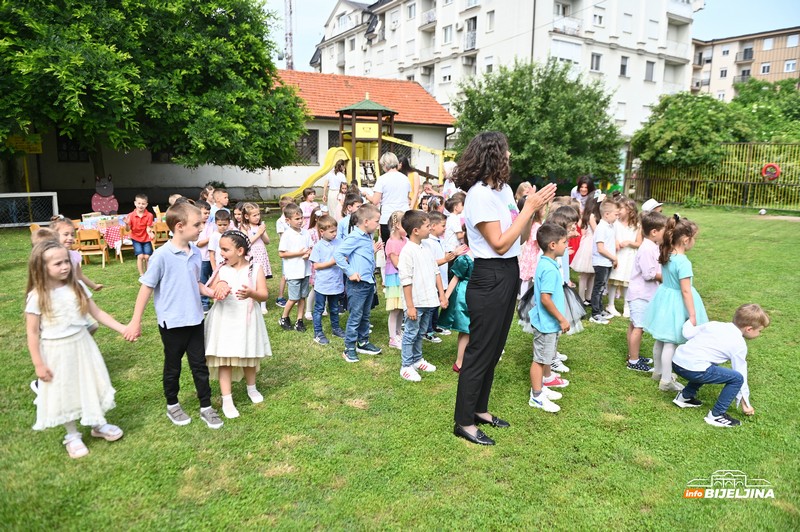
left=452, top=131, right=557, bottom=446
left=363, top=152, right=411, bottom=242
left=322, top=159, right=348, bottom=220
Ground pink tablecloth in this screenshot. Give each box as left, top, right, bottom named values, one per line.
left=100, top=225, right=122, bottom=251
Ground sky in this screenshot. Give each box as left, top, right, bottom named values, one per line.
left=263, top=0, right=800, bottom=72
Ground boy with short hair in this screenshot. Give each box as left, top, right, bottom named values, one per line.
left=528, top=223, right=570, bottom=413
left=626, top=211, right=668, bottom=372
left=278, top=204, right=313, bottom=332
left=209, top=189, right=229, bottom=223
left=125, top=193, right=155, bottom=276
left=334, top=204, right=383, bottom=362
left=275, top=197, right=295, bottom=307
left=207, top=209, right=231, bottom=271
left=589, top=200, right=619, bottom=325
left=309, top=215, right=346, bottom=344
left=124, top=202, right=223, bottom=429
left=422, top=211, right=463, bottom=341
left=398, top=210, right=448, bottom=381
left=337, top=192, right=363, bottom=241
left=671, top=304, right=770, bottom=428
left=195, top=200, right=214, bottom=312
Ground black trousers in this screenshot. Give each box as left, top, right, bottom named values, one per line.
left=379, top=223, right=391, bottom=243
left=159, top=323, right=212, bottom=408
left=454, top=258, right=520, bottom=426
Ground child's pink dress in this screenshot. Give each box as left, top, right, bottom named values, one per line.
left=299, top=201, right=319, bottom=230
left=246, top=224, right=273, bottom=279
left=518, top=222, right=541, bottom=282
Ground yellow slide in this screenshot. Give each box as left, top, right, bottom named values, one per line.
left=281, top=147, right=351, bottom=199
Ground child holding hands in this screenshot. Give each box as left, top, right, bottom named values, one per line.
left=309, top=215, right=346, bottom=344
left=589, top=199, right=619, bottom=324
left=278, top=204, right=313, bottom=332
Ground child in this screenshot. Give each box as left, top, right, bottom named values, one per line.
left=304, top=207, right=328, bottom=321
left=335, top=181, right=349, bottom=221
left=527, top=223, right=570, bottom=413
left=278, top=204, right=313, bottom=332
left=443, top=192, right=466, bottom=252
left=298, top=187, right=319, bottom=230
left=546, top=206, right=586, bottom=342
left=334, top=203, right=383, bottom=362
left=208, top=209, right=231, bottom=272
left=125, top=193, right=155, bottom=276
left=231, top=201, right=246, bottom=229
left=570, top=193, right=602, bottom=305
left=589, top=199, right=619, bottom=325
left=195, top=200, right=214, bottom=312
left=517, top=196, right=545, bottom=298
left=384, top=211, right=408, bottom=349
left=423, top=210, right=463, bottom=341
left=31, top=227, right=57, bottom=246
left=671, top=304, right=768, bottom=427
left=643, top=215, right=709, bottom=392
left=607, top=198, right=642, bottom=317
left=241, top=202, right=272, bottom=314
left=50, top=216, right=104, bottom=293
left=27, top=240, right=130, bottom=458
left=204, top=230, right=271, bottom=418
left=398, top=210, right=447, bottom=381
left=641, top=198, right=663, bottom=213
left=438, top=224, right=473, bottom=373
left=309, top=215, right=346, bottom=344
left=199, top=185, right=215, bottom=203
left=338, top=194, right=364, bottom=238
left=625, top=211, right=667, bottom=372
left=208, top=188, right=229, bottom=224
left=124, top=202, right=223, bottom=429
left=168, top=193, right=183, bottom=207
left=275, top=197, right=295, bottom=307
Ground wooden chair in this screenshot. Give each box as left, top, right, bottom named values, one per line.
left=116, top=227, right=135, bottom=263
left=76, top=229, right=109, bottom=268
left=153, top=221, right=170, bottom=248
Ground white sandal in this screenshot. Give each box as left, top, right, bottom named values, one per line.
left=63, top=435, right=89, bottom=459
left=90, top=424, right=124, bottom=442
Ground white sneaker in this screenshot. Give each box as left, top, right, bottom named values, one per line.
left=589, top=315, right=609, bottom=325
left=659, top=378, right=685, bottom=392
left=622, top=307, right=630, bottom=318
left=605, top=306, right=621, bottom=317
left=400, top=366, right=421, bottom=382
left=248, top=389, right=264, bottom=404
left=531, top=386, right=562, bottom=401
left=550, top=359, right=570, bottom=373
left=529, top=392, right=561, bottom=412
left=413, top=358, right=437, bottom=372
left=222, top=402, right=240, bottom=419
left=304, top=312, right=313, bottom=321
left=556, top=352, right=568, bottom=362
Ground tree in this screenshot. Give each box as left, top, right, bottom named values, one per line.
left=631, top=92, right=752, bottom=167
left=453, top=59, right=624, bottom=185
left=730, top=78, right=800, bottom=142
left=0, top=0, right=308, bottom=179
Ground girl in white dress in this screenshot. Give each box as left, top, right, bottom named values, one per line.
left=26, top=240, right=130, bottom=459
left=607, top=198, right=642, bottom=317
left=204, top=230, right=271, bottom=419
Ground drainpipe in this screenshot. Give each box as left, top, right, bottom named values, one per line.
left=530, top=0, right=537, bottom=61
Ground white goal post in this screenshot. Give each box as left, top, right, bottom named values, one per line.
left=0, top=192, right=60, bottom=228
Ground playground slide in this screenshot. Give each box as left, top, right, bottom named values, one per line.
left=281, top=147, right=351, bottom=199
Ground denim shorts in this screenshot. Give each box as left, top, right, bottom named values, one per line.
left=132, top=239, right=153, bottom=257
left=532, top=327, right=559, bottom=365
left=287, top=277, right=311, bottom=300
left=628, top=298, right=649, bottom=328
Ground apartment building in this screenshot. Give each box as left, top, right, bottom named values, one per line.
left=692, top=26, right=800, bottom=102
left=310, top=0, right=704, bottom=137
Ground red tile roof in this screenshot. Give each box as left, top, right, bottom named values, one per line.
left=278, top=70, right=455, bottom=127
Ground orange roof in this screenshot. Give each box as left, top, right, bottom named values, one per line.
left=278, top=70, right=454, bottom=127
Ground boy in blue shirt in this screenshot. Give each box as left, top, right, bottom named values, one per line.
left=528, top=223, right=570, bottom=413
left=309, top=215, right=346, bottom=344
left=124, top=202, right=223, bottom=429
left=334, top=204, right=383, bottom=362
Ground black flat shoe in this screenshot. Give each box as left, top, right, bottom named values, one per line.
left=474, top=415, right=510, bottom=428
left=453, top=424, right=495, bottom=446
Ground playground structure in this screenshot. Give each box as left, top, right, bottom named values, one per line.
left=281, top=95, right=456, bottom=200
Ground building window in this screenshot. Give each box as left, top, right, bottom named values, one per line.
left=443, top=25, right=453, bottom=44
left=486, top=10, right=495, bottom=32
left=647, top=19, right=658, bottom=40
left=294, top=129, right=319, bottom=165
left=722, top=47, right=730, bottom=56
left=381, top=133, right=413, bottom=159
left=593, top=12, right=604, bottom=27
left=720, top=68, right=727, bottom=78
left=349, top=39, right=356, bottom=51
left=376, top=50, right=384, bottom=65
left=788, top=34, right=799, bottom=48
left=441, top=65, right=452, bottom=83
left=704, top=54, right=712, bottom=64
left=620, top=56, right=629, bottom=77
left=554, top=2, right=569, bottom=16
left=465, top=0, right=479, bottom=7
left=590, top=53, right=602, bottom=71
left=151, top=149, right=175, bottom=163
left=407, top=3, right=416, bottom=20
left=390, top=45, right=398, bottom=60
left=389, top=9, right=400, bottom=25
left=56, top=132, right=90, bottom=163
left=338, top=13, right=349, bottom=28
left=328, top=130, right=341, bottom=149
left=485, top=55, right=493, bottom=73
left=717, top=91, right=725, bottom=101
left=622, top=13, right=633, bottom=34
left=406, top=39, right=415, bottom=56
left=761, top=62, right=771, bottom=74
left=444, top=0, right=453, bottom=4
left=763, top=38, right=773, bottom=51
left=645, top=61, right=655, bottom=82
left=785, top=60, right=797, bottom=73
left=406, top=74, right=415, bottom=81
left=551, top=39, right=582, bottom=65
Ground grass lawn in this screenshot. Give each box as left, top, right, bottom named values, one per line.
left=1, top=208, right=798, bottom=529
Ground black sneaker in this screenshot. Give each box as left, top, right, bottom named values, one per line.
left=704, top=411, right=741, bottom=427
left=640, top=357, right=654, bottom=365
left=294, top=320, right=307, bottom=332
left=314, top=334, right=329, bottom=345
left=356, top=341, right=382, bottom=355
left=627, top=359, right=654, bottom=373
left=279, top=317, right=293, bottom=331
left=276, top=298, right=287, bottom=308
left=673, top=393, right=703, bottom=408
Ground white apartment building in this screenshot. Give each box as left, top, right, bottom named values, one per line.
left=310, top=0, right=705, bottom=137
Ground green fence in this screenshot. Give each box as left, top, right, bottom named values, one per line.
left=624, top=143, right=800, bottom=211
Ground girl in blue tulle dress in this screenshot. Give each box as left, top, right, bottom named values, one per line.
left=643, top=215, right=708, bottom=392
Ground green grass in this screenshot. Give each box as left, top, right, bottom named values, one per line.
left=1, top=208, right=798, bottom=530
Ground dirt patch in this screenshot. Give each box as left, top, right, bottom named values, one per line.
left=757, top=215, right=800, bottom=222
left=345, top=398, right=369, bottom=410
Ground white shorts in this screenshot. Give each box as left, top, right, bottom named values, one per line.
left=628, top=298, right=649, bottom=328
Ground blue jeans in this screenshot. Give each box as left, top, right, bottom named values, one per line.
left=402, top=307, right=435, bottom=368
left=591, top=265, right=612, bottom=317
left=312, top=290, right=342, bottom=337
left=200, top=260, right=213, bottom=310
left=672, top=362, right=744, bottom=416
left=426, top=307, right=439, bottom=334
left=344, top=280, right=374, bottom=349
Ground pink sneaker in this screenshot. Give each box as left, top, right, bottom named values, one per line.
left=543, top=375, right=570, bottom=388
left=388, top=337, right=401, bottom=349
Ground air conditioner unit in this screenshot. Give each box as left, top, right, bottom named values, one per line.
left=421, top=66, right=433, bottom=75
left=390, top=20, right=399, bottom=30
left=461, top=56, right=475, bottom=66
left=361, top=43, right=368, bottom=51
left=455, top=22, right=463, bottom=31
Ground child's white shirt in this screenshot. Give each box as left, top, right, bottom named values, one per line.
left=398, top=240, right=441, bottom=309
left=208, top=231, right=225, bottom=266
left=279, top=228, right=313, bottom=279
left=444, top=213, right=463, bottom=252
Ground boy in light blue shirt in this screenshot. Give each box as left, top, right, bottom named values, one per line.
left=309, top=215, right=346, bottom=345
left=528, top=223, right=570, bottom=414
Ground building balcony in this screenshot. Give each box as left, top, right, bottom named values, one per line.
left=663, top=81, right=685, bottom=94
left=733, top=74, right=751, bottom=84
left=666, top=0, right=693, bottom=23
left=336, top=54, right=345, bottom=68
left=464, top=31, right=477, bottom=51
left=552, top=16, right=582, bottom=37
left=735, top=50, right=754, bottom=63
left=463, top=0, right=480, bottom=11
left=666, top=40, right=690, bottom=59
left=690, top=77, right=709, bottom=91
left=419, top=8, right=436, bottom=30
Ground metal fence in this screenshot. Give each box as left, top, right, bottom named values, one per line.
left=624, top=143, right=800, bottom=211
left=0, top=192, right=59, bottom=227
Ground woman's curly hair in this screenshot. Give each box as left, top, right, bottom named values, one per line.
left=453, top=131, right=510, bottom=192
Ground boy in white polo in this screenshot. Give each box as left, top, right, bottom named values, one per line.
left=278, top=204, right=313, bottom=332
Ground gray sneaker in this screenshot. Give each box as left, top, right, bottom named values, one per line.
left=200, top=407, right=224, bottom=429
left=166, top=404, right=192, bottom=426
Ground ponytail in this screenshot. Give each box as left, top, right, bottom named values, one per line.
left=658, top=215, right=698, bottom=265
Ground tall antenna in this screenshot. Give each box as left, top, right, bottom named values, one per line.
left=284, top=0, right=294, bottom=70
